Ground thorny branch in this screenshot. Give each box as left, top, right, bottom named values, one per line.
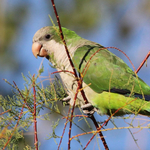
left=51, top=0, right=109, bottom=150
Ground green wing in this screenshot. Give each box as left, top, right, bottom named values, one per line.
left=73, top=44, right=150, bottom=96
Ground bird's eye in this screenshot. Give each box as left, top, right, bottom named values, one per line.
left=45, top=34, right=51, bottom=39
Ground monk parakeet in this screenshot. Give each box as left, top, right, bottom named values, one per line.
left=32, top=26, right=150, bottom=116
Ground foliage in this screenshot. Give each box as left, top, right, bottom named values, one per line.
left=0, top=0, right=150, bottom=150
left=0, top=68, right=67, bottom=149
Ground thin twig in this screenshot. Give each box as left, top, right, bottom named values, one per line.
left=136, top=50, right=150, bottom=73
left=62, top=115, right=88, bottom=119
left=51, top=70, right=74, bottom=75
left=13, top=81, right=33, bottom=113
left=84, top=115, right=109, bottom=150
left=2, top=104, right=25, bottom=150
left=32, top=74, right=38, bottom=150
left=57, top=107, right=71, bottom=150
left=0, top=109, right=11, bottom=115
left=107, top=47, right=136, bottom=71
left=68, top=85, right=81, bottom=150
left=2, top=81, right=26, bottom=150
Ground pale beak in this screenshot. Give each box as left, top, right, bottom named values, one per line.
left=32, top=42, right=48, bottom=58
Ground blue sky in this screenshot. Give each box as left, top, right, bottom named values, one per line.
left=1, top=0, right=150, bottom=149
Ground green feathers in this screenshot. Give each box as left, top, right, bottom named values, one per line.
left=72, top=42, right=150, bottom=116
left=73, top=44, right=150, bottom=95
left=92, top=91, right=150, bottom=116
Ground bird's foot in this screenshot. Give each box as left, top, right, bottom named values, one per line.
left=97, top=120, right=109, bottom=126
left=81, top=103, right=97, bottom=115
left=61, top=96, right=71, bottom=105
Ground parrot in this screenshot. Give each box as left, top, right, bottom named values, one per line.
left=32, top=26, right=150, bottom=116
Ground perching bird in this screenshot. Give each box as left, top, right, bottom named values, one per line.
left=32, top=26, right=150, bottom=116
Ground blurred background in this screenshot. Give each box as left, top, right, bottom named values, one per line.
left=0, top=0, right=150, bottom=149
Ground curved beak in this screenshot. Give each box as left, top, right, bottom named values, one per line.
left=32, top=42, right=48, bottom=58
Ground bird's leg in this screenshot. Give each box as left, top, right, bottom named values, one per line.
left=136, top=50, right=150, bottom=74
left=81, top=103, right=97, bottom=115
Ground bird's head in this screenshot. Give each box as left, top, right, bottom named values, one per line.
left=32, top=26, right=62, bottom=59
left=32, top=26, right=79, bottom=61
